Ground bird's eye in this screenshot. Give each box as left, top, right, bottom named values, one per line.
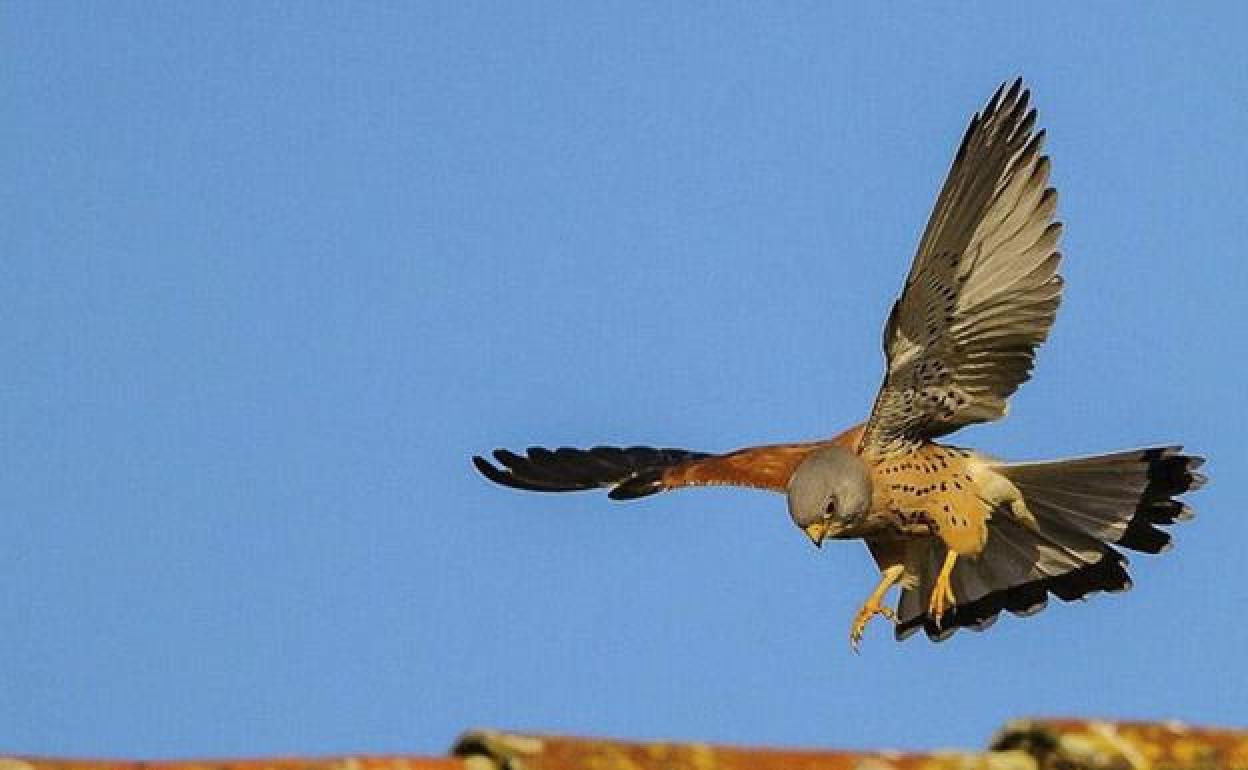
left=824, top=499, right=837, bottom=516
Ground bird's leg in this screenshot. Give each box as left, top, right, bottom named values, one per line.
left=850, top=564, right=904, bottom=651
left=928, top=548, right=958, bottom=627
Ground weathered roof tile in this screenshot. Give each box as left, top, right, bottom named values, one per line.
left=4, top=719, right=1244, bottom=770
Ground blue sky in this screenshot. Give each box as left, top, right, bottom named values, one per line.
left=3, top=0, right=1246, bottom=759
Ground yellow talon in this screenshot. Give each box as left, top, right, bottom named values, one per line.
left=850, top=601, right=896, bottom=651
left=928, top=549, right=958, bottom=628
left=849, top=564, right=905, bottom=651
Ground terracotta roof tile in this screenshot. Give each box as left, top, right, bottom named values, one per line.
left=0, top=757, right=463, bottom=770
left=992, top=719, right=1248, bottom=770
left=4, top=719, right=1244, bottom=770
left=452, top=729, right=935, bottom=770
left=451, top=721, right=1248, bottom=770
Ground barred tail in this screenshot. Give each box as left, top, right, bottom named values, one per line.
left=897, top=446, right=1206, bottom=641
left=472, top=446, right=712, bottom=500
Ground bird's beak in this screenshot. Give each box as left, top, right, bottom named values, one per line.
left=804, top=521, right=829, bottom=549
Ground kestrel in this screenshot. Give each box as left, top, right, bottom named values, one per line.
left=473, top=79, right=1205, bottom=645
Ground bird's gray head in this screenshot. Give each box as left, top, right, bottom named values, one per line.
left=786, top=446, right=873, bottom=547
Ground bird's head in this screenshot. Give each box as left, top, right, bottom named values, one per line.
left=786, top=446, right=873, bottom=548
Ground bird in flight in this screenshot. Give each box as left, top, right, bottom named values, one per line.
left=473, top=79, right=1205, bottom=646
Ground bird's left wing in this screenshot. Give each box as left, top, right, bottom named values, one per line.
left=474, top=441, right=834, bottom=500
left=860, top=79, right=1063, bottom=454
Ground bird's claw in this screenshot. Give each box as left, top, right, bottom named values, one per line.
left=850, top=600, right=897, bottom=652
left=927, top=573, right=956, bottom=629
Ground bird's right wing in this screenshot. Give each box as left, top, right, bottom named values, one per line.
left=473, top=441, right=835, bottom=500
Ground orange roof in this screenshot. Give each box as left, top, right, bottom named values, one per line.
left=452, top=729, right=928, bottom=770
left=0, top=760, right=461, bottom=770
left=4, top=719, right=1246, bottom=770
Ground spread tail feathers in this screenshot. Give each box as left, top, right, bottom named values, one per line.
left=473, top=446, right=711, bottom=500
left=897, top=446, right=1206, bottom=641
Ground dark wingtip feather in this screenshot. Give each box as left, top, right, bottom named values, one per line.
left=473, top=444, right=711, bottom=498
left=1008, top=77, right=1026, bottom=107
left=608, top=470, right=665, bottom=500
left=473, top=453, right=588, bottom=492
left=472, top=454, right=515, bottom=487
left=1117, top=448, right=1207, bottom=551
left=987, top=80, right=1007, bottom=112
left=471, top=454, right=500, bottom=482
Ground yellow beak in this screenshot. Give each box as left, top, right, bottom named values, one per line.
left=804, top=521, right=829, bottom=549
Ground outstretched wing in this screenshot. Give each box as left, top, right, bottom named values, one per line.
left=473, top=441, right=833, bottom=500
left=861, top=79, right=1063, bottom=454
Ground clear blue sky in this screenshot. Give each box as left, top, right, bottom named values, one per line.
left=3, top=1, right=1245, bottom=759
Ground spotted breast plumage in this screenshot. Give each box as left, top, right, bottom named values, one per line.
left=472, top=79, right=1206, bottom=646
